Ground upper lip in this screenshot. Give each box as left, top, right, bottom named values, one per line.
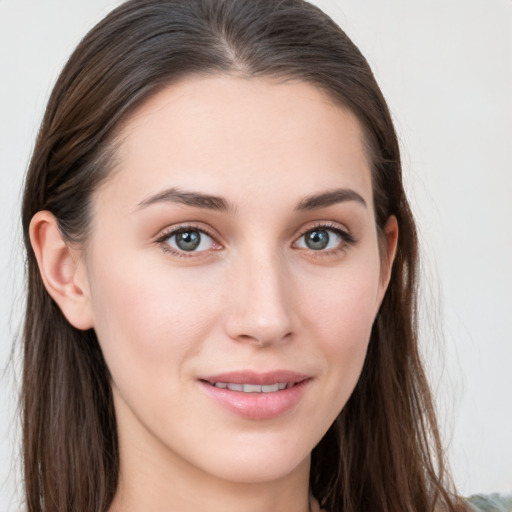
left=199, top=370, right=310, bottom=386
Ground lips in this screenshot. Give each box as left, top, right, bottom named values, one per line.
left=201, top=370, right=309, bottom=386
left=199, top=371, right=311, bottom=420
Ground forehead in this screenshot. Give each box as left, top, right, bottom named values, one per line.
left=98, top=75, right=373, bottom=214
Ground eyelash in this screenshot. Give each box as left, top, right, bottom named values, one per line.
left=154, top=222, right=357, bottom=258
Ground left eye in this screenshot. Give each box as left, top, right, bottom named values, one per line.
left=295, top=227, right=345, bottom=251
left=165, top=229, right=216, bottom=252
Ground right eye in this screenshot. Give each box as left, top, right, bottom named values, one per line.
left=156, top=226, right=221, bottom=257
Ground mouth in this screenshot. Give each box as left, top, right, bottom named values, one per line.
left=199, top=370, right=310, bottom=391
left=198, top=371, right=311, bottom=420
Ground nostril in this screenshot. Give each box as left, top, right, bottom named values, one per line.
left=233, top=330, right=293, bottom=347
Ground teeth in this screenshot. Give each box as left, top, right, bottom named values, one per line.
left=243, top=383, right=262, bottom=393
left=213, top=382, right=290, bottom=393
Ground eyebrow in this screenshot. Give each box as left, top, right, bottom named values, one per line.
left=137, top=187, right=234, bottom=212
left=136, top=186, right=366, bottom=213
left=295, top=188, right=367, bottom=211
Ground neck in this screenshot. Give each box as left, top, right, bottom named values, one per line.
left=110, top=454, right=312, bottom=512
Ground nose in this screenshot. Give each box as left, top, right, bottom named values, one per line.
left=224, top=248, right=294, bottom=347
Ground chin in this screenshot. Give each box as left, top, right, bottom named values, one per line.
left=182, top=431, right=314, bottom=484
left=205, top=454, right=310, bottom=485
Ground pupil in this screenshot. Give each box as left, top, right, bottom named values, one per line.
left=176, top=231, right=201, bottom=251
left=306, top=230, right=329, bottom=250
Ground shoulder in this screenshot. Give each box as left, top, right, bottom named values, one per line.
left=466, top=494, right=512, bottom=512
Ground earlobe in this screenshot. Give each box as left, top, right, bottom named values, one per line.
left=29, top=211, right=94, bottom=330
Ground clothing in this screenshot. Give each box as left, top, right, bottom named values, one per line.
left=310, top=494, right=512, bottom=512
left=467, top=494, right=512, bottom=512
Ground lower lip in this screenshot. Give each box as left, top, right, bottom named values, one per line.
left=199, top=380, right=311, bottom=420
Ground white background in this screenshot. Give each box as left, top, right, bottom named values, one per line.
left=1, top=0, right=511, bottom=510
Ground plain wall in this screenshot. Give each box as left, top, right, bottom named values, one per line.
left=1, top=0, right=511, bottom=509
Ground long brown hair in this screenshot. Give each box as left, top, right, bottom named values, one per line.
left=21, top=1, right=466, bottom=511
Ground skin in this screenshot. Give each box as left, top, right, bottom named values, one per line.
left=30, top=75, right=397, bottom=512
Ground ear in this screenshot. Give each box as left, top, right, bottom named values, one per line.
left=376, top=215, right=399, bottom=309
left=29, top=211, right=94, bottom=330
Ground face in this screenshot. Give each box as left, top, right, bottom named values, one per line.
left=80, top=76, right=396, bottom=486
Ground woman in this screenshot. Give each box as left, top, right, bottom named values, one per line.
left=21, top=0, right=468, bottom=511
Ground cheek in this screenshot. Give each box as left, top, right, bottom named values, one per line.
left=86, top=254, right=223, bottom=388
left=303, top=262, right=380, bottom=347
left=299, top=258, right=380, bottom=392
